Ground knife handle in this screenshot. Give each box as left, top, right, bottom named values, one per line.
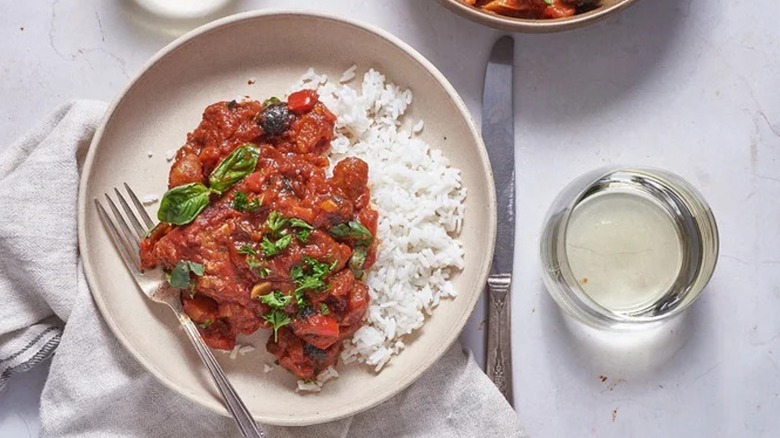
left=486, top=273, right=514, bottom=406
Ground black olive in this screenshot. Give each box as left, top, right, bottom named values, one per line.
left=304, top=343, right=327, bottom=360
left=258, top=103, right=291, bottom=136
left=299, top=306, right=315, bottom=319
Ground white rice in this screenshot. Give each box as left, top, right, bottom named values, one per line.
left=289, top=68, right=466, bottom=385
left=141, top=194, right=159, bottom=206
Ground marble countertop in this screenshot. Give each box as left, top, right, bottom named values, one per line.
left=2, top=0, right=779, bottom=436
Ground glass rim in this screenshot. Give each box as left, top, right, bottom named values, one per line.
left=542, top=166, right=719, bottom=329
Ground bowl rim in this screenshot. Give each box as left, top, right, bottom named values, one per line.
left=77, top=9, right=497, bottom=425
left=436, top=0, right=641, bottom=33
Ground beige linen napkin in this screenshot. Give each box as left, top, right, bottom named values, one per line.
left=0, top=102, right=527, bottom=438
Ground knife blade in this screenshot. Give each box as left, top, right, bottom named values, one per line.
left=483, top=36, right=515, bottom=406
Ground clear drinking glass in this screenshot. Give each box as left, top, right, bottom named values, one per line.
left=540, top=167, right=718, bottom=330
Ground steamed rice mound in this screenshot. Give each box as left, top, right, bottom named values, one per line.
left=290, top=67, right=466, bottom=379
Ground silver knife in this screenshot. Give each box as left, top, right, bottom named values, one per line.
left=483, top=36, right=515, bottom=406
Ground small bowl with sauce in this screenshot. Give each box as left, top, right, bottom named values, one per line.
left=436, top=0, right=640, bottom=33
left=540, top=168, right=718, bottom=330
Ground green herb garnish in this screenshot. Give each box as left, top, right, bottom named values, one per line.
left=209, top=145, right=260, bottom=195
left=232, top=191, right=249, bottom=212
left=265, top=211, right=289, bottom=236
left=264, top=309, right=291, bottom=342
left=296, top=229, right=311, bottom=242
left=158, top=145, right=259, bottom=225
left=320, top=303, right=330, bottom=315
left=289, top=218, right=314, bottom=242
left=294, top=290, right=308, bottom=308
left=289, top=218, right=313, bottom=230
left=349, top=246, right=368, bottom=278
left=157, top=182, right=211, bottom=225
left=327, top=221, right=373, bottom=245
left=291, top=257, right=333, bottom=294
left=261, top=234, right=292, bottom=257
left=259, top=290, right=292, bottom=309
left=198, top=320, right=213, bottom=329
left=237, top=243, right=258, bottom=256
left=168, top=260, right=205, bottom=289
left=263, top=96, right=281, bottom=107
left=232, top=191, right=261, bottom=213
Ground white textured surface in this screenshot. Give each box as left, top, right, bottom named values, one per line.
left=1, top=0, right=779, bottom=437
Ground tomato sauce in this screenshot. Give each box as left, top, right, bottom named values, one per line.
left=466, top=0, right=598, bottom=19
left=139, top=91, right=377, bottom=379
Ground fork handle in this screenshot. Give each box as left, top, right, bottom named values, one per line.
left=177, top=313, right=267, bottom=438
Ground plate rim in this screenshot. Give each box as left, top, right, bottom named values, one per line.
left=77, top=9, right=497, bottom=425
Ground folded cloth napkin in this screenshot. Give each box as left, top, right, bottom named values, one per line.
left=0, top=101, right=527, bottom=438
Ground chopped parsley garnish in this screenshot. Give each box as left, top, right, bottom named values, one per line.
left=291, top=257, right=333, bottom=294
left=237, top=243, right=257, bottom=256
left=296, top=229, right=311, bottom=242
left=320, top=303, right=330, bottom=315
left=256, top=267, right=272, bottom=278
left=232, top=191, right=248, bottom=211
left=327, top=221, right=373, bottom=245
left=290, top=218, right=314, bottom=242
left=294, top=290, right=308, bottom=308
left=259, top=290, right=292, bottom=309
left=261, top=234, right=292, bottom=257
left=265, top=211, right=289, bottom=237
left=289, top=218, right=313, bottom=230
left=232, top=191, right=262, bottom=213
left=264, top=309, right=290, bottom=342
left=167, top=260, right=205, bottom=289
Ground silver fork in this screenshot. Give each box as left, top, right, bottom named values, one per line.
left=95, top=183, right=267, bottom=438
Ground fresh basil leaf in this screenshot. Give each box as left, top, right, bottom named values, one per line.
left=259, top=290, right=292, bottom=309
left=168, top=260, right=204, bottom=289
left=208, top=145, right=260, bottom=194
left=168, top=261, right=192, bottom=288
left=188, top=261, right=205, bottom=276
left=157, top=182, right=211, bottom=225
left=327, top=221, right=373, bottom=245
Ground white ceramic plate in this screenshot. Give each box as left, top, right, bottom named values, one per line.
left=78, top=11, right=496, bottom=426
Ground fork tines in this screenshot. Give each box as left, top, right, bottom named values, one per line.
left=94, top=184, right=154, bottom=273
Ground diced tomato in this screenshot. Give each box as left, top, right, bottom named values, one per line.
left=291, top=314, right=340, bottom=350
left=287, top=89, right=318, bottom=114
